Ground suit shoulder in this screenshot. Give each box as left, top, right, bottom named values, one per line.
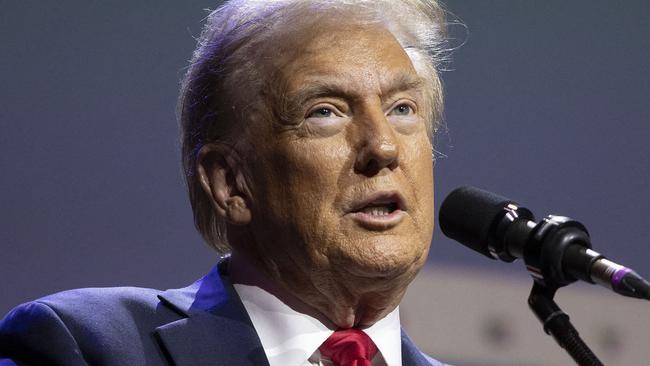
left=0, top=286, right=183, bottom=364
left=39, top=286, right=163, bottom=312
left=34, top=286, right=178, bottom=335
left=1, top=286, right=164, bottom=330
left=0, top=301, right=87, bottom=364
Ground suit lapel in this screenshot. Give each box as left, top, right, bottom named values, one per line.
left=154, top=259, right=269, bottom=366
left=401, top=330, right=441, bottom=366
left=155, top=259, right=440, bottom=366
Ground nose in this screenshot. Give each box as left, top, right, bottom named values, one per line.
left=353, top=108, right=399, bottom=176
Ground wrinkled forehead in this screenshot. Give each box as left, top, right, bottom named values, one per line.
left=261, top=22, right=421, bottom=99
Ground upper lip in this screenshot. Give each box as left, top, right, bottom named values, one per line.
left=346, top=191, right=407, bottom=213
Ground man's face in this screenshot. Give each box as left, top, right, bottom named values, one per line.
left=242, top=24, right=435, bottom=314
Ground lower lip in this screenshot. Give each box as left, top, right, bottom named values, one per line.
left=346, top=209, right=406, bottom=230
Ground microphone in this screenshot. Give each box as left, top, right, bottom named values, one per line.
left=439, top=186, right=650, bottom=300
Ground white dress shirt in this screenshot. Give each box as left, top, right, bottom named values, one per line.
left=230, top=254, right=402, bottom=366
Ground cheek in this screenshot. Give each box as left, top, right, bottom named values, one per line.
left=252, top=138, right=350, bottom=225
left=403, top=136, right=435, bottom=232
left=259, top=140, right=352, bottom=264
left=285, top=140, right=349, bottom=197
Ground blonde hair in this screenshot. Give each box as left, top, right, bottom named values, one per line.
left=178, top=0, right=448, bottom=253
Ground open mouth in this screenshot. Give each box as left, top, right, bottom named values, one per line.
left=355, top=202, right=399, bottom=216
left=346, top=192, right=407, bottom=229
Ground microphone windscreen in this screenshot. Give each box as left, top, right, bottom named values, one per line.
left=439, top=186, right=514, bottom=259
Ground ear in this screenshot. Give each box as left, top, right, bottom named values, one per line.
left=196, top=143, right=252, bottom=225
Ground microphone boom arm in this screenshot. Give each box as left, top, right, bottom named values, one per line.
left=528, top=282, right=604, bottom=366
left=439, top=186, right=650, bottom=365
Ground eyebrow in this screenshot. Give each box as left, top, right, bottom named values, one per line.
left=381, top=72, right=426, bottom=99
left=272, top=71, right=425, bottom=125
left=286, top=71, right=425, bottom=109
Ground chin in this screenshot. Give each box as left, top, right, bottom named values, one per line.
left=336, top=235, right=428, bottom=280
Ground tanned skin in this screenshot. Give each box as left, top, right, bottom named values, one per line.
left=198, top=23, right=436, bottom=329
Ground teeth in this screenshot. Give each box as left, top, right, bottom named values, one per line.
left=362, top=206, right=391, bottom=216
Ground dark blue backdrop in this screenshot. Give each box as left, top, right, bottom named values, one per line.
left=1, top=0, right=649, bottom=316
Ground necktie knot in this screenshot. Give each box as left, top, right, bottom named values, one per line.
left=319, top=328, right=378, bottom=366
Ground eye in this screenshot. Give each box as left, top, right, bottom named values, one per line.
left=386, top=101, right=420, bottom=135
left=389, top=103, right=414, bottom=116
left=307, top=107, right=335, bottom=118
left=303, top=104, right=348, bottom=137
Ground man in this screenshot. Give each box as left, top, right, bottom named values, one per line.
left=0, top=0, right=450, bottom=365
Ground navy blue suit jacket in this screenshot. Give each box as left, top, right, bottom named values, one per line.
left=0, top=260, right=447, bottom=365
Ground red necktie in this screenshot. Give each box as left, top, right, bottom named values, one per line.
left=319, top=328, right=379, bottom=366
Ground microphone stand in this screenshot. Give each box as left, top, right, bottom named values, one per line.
left=516, top=215, right=605, bottom=365
left=527, top=282, right=603, bottom=366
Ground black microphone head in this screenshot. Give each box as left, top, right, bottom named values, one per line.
left=439, top=186, right=522, bottom=259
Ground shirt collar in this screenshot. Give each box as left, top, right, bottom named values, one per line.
left=230, top=254, right=402, bottom=366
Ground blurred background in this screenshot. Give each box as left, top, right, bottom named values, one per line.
left=1, top=1, right=648, bottom=364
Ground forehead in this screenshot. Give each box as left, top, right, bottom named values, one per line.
left=270, top=24, right=420, bottom=97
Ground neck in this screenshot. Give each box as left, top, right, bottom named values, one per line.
left=228, top=248, right=411, bottom=328
left=229, top=250, right=338, bottom=329
left=226, top=227, right=415, bottom=328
